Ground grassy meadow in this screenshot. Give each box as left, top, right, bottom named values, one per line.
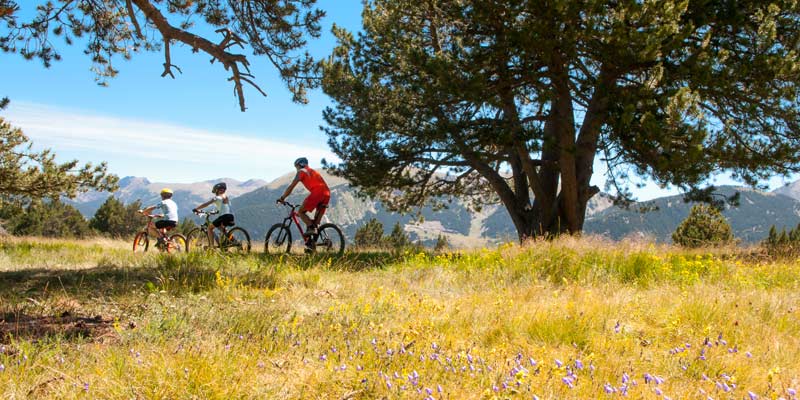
left=0, top=236, right=798, bottom=399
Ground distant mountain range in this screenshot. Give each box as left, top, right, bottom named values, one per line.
left=68, top=173, right=800, bottom=246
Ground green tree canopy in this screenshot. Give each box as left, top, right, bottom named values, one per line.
left=354, top=217, right=384, bottom=248
left=90, top=197, right=142, bottom=237
left=1, top=0, right=324, bottom=110
left=5, top=199, right=91, bottom=238
left=0, top=114, right=117, bottom=200
left=322, top=0, right=800, bottom=241
left=672, top=204, right=733, bottom=247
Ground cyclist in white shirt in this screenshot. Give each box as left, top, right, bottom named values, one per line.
left=193, top=182, right=235, bottom=246
left=141, top=188, right=179, bottom=244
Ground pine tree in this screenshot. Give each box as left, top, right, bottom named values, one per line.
left=10, top=199, right=91, bottom=238
left=386, top=222, right=409, bottom=250
left=2, top=1, right=323, bottom=110
left=90, top=197, right=143, bottom=237
left=672, top=204, right=734, bottom=248
left=768, top=225, right=778, bottom=246
left=178, top=218, right=198, bottom=236
left=323, top=0, right=800, bottom=241
left=434, top=234, right=449, bottom=252
left=354, top=218, right=384, bottom=248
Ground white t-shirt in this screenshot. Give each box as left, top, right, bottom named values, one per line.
left=213, top=195, right=232, bottom=216
left=150, top=199, right=178, bottom=222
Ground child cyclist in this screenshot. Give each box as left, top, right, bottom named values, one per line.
left=277, top=157, right=331, bottom=249
left=140, top=188, right=179, bottom=247
left=192, top=182, right=235, bottom=247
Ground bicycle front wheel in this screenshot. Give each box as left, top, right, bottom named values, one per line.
left=316, top=223, right=345, bottom=255
left=167, top=234, right=187, bottom=253
left=133, top=232, right=149, bottom=253
left=222, top=227, right=251, bottom=253
left=265, top=224, right=292, bottom=254
left=186, top=228, right=210, bottom=252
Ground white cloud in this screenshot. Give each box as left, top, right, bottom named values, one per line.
left=3, top=101, right=337, bottom=182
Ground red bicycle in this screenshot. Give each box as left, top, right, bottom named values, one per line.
left=265, top=200, right=345, bottom=255
left=132, top=212, right=187, bottom=253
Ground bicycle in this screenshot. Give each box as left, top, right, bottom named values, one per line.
left=265, top=200, right=345, bottom=255
left=132, top=211, right=187, bottom=253
left=185, top=210, right=251, bottom=253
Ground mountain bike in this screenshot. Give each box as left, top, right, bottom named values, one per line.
left=132, top=212, right=187, bottom=253
left=265, top=200, right=345, bottom=255
left=185, top=210, right=251, bottom=253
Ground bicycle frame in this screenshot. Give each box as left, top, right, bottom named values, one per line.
left=277, top=201, right=310, bottom=237
left=141, top=214, right=170, bottom=240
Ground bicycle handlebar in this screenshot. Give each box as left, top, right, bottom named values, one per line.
left=276, top=199, right=298, bottom=209
left=193, top=210, right=219, bottom=216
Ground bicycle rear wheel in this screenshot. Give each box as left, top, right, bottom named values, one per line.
left=132, top=232, right=149, bottom=253
left=221, top=227, right=251, bottom=253
left=167, top=234, right=187, bottom=253
left=316, top=223, right=345, bottom=255
left=265, top=223, right=292, bottom=254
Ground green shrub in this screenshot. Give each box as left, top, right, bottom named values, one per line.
left=672, top=204, right=733, bottom=247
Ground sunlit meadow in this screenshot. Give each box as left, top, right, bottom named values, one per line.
left=1, top=236, right=798, bottom=399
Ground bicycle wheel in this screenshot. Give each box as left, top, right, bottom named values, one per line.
left=167, top=234, right=187, bottom=253
left=221, top=227, right=251, bottom=253
left=316, top=223, right=345, bottom=255
left=265, top=223, right=292, bottom=254
left=186, top=228, right=210, bottom=252
left=132, top=231, right=149, bottom=253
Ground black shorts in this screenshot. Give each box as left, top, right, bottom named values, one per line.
left=155, top=220, right=177, bottom=230
left=212, top=214, right=235, bottom=228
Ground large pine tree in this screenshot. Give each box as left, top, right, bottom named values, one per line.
left=322, top=0, right=800, bottom=241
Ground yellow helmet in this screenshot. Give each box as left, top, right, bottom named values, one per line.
left=160, top=188, right=173, bottom=195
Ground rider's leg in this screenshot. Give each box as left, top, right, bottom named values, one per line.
left=313, top=203, right=328, bottom=227
left=206, top=224, right=216, bottom=247
left=297, top=205, right=314, bottom=233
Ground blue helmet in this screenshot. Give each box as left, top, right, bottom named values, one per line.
left=294, top=157, right=309, bottom=168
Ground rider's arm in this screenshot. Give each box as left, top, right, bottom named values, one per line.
left=141, top=205, right=158, bottom=216
left=279, top=173, right=302, bottom=201
left=193, top=199, right=214, bottom=212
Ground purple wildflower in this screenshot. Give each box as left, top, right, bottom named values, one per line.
left=493, top=385, right=499, bottom=392
left=83, top=382, right=89, bottom=392
left=748, top=391, right=758, bottom=400
left=614, top=321, right=621, bottom=333
left=426, top=388, right=433, bottom=395
left=745, top=351, right=753, bottom=358
left=561, top=376, right=575, bottom=388
left=787, top=388, right=796, bottom=396
left=431, top=342, right=438, bottom=350
left=622, top=372, right=630, bottom=384
left=319, top=354, right=327, bottom=361
left=604, top=383, right=616, bottom=394
left=0, top=364, right=4, bottom=372
left=467, top=354, right=473, bottom=363
left=575, top=359, right=584, bottom=370
left=386, top=381, right=392, bottom=390
left=437, top=384, right=443, bottom=393
left=530, top=358, right=537, bottom=366
left=654, top=388, right=663, bottom=396
left=654, top=375, right=665, bottom=385
left=555, top=359, right=563, bottom=368
left=371, top=338, right=377, bottom=345
left=644, top=373, right=653, bottom=384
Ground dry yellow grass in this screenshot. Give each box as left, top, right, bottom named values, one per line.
left=0, top=236, right=798, bottom=399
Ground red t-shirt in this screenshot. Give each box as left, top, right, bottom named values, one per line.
left=298, top=167, right=329, bottom=194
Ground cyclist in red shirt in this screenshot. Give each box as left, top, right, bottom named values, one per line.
left=277, top=157, right=331, bottom=239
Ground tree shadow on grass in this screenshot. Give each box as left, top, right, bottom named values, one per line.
left=0, top=263, right=216, bottom=301
left=0, top=312, right=114, bottom=345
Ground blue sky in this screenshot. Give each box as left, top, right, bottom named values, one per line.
left=1, top=1, right=795, bottom=199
